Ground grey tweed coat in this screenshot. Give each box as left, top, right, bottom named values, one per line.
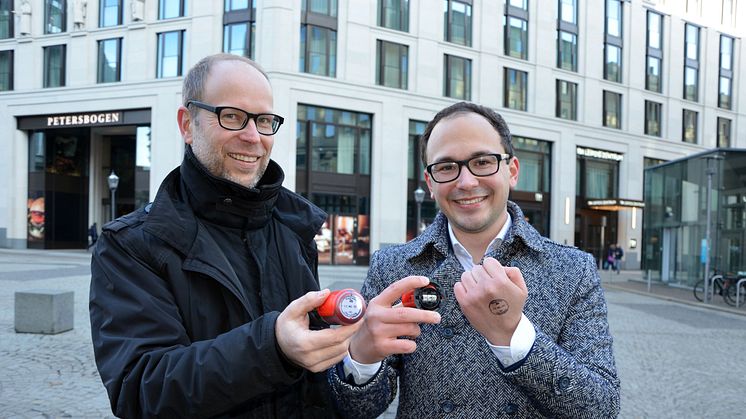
left=329, top=201, right=620, bottom=418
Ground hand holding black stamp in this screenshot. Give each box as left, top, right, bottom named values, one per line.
left=453, top=257, right=527, bottom=346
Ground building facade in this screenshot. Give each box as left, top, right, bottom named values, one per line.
left=1, top=0, right=744, bottom=266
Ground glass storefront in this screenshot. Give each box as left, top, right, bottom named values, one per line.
left=406, top=120, right=436, bottom=241
left=643, top=149, right=746, bottom=287
left=511, top=136, right=551, bottom=236
left=296, top=104, right=371, bottom=265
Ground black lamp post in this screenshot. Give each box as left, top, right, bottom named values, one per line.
left=414, top=187, right=425, bottom=236
left=108, top=171, right=119, bottom=222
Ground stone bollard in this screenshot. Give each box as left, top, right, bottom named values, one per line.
left=14, top=290, right=74, bottom=334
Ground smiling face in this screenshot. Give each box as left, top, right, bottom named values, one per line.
left=424, top=112, right=519, bottom=242
left=178, top=59, right=275, bottom=189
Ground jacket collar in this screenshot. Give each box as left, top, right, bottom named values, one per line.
left=406, top=200, right=545, bottom=263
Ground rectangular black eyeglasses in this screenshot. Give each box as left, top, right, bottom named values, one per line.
left=426, top=153, right=512, bottom=183
left=186, top=100, right=285, bottom=135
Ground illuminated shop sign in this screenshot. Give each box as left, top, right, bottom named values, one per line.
left=576, top=147, right=624, bottom=161
left=46, top=112, right=122, bottom=127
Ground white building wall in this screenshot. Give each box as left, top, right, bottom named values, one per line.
left=0, top=0, right=744, bottom=254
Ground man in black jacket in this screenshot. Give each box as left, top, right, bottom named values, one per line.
left=89, top=53, right=360, bottom=418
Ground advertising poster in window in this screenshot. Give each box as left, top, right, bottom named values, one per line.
left=335, top=215, right=355, bottom=265
left=27, top=194, right=45, bottom=242
left=314, top=216, right=332, bottom=265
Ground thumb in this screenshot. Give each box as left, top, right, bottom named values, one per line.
left=504, top=267, right=527, bottom=293
left=286, top=289, right=331, bottom=316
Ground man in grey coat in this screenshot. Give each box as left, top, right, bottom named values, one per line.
left=328, top=102, right=620, bottom=418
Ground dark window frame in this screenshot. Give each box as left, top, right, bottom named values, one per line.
left=443, top=54, right=471, bottom=100
left=717, top=117, right=731, bottom=147
left=557, top=0, right=578, bottom=71
left=223, top=0, right=256, bottom=58
left=505, top=1, right=528, bottom=60
left=604, top=0, right=623, bottom=83
left=718, top=34, right=734, bottom=109
left=45, top=0, right=67, bottom=34
left=43, top=44, right=66, bottom=88
left=158, top=0, right=186, bottom=20
left=156, top=30, right=185, bottom=78
left=376, top=39, right=408, bottom=90
left=504, top=67, right=528, bottom=111
left=378, top=0, right=409, bottom=32
left=99, top=0, right=123, bottom=27
left=0, top=0, right=13, bottom=39
left=444, top=0, right=473, bottom=47
left=97, top=37, right=122, bottom=83
left=644, top=100, right=662, bottom=137
left=0, top=49, right=13, bottom=91
left=556, top=79, right=577, bottom=120
left=603, top=90, right=622, bottom=129
left=682, top=109, right=698, bottom=143
left=645, top=11, right=663, bottom=92
left=683, top=23, right=700, bottom=102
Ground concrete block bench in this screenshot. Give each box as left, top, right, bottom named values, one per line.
left=14, top=290, right=74, bottom=334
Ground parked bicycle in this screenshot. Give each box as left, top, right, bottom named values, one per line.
left=693, top=271, right=745, bottom=307
left=725, top=273, right=746, bottom=307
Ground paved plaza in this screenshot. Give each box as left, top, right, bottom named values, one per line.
left=1, top=249, right=745, bottom=418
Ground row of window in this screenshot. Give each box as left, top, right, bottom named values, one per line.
left=0, top=0, right=191, bottom=37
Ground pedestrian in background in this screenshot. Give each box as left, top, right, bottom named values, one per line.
left=328, top=102, right=620, bottom=418
left=614, top=243, right=624, bottom=274
left=605, top=243, right=616, bottom=270
left=89, top=53, right=360, bottom=418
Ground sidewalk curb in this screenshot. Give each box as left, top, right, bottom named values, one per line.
left=603, top=282, right=746, bottom=317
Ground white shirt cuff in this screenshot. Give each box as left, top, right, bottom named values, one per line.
left=486, top=313, right=536, bottom=367
left=342, top=354, right=382, bottom=385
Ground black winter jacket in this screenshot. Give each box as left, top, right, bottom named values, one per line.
left=90, top=153, right=332, bottom=418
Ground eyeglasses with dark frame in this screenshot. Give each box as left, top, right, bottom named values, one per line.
left=186, top=100, right=285, bottom=135
left=426, top=153, right=512, bottom=183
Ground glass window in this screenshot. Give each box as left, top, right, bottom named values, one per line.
left=379, top=0, right=408, bottom=32
left=297, top=104, right=372, bottom=176
left=584, top=159, right=618, bottom=199
left=225, top=0, right=249, bottom=10
left=0, top=0, right=13, bottom=39
left=559, top=0, right=576, bottom=24
left=224, top=22, right=255, bottom=58
left=682, top=109, right=698, bottom=144
left=408, top=120, right=427, bottom=180
left=603, top=90, right=621, bottom=129
left=45, top=0, right=67, bottom=34
left=718, top=35, right=733, bottom=110
left=505, top=16, right=528, bottom=59
left=504, top=68, right=527, bottom=111
left=300, top=25, right=337, bottom=77
left=647, top=11, right=662, bottom=50
left=156, top=30, right=184, bottom=78
left=644, top=100, right=662, bottom=137
left=99, top=0, right=122, bottom=27
left=303, top=0, right=338, bottom=17
left=606, top=0, right=621, bottom=37
left=43, top=44, right=66, bottom=87
left=0, top=49, right=12, bottom=91
left=444, top=0, right=472, bottom=46
left=604, top=44, right=621, bottom=83
left=685, top=24, right=699, bottom=61
left=444, top=54, right=471, bottom=100
left=159, top=0, right=186, bottom=19
left=717, top=117, right=731, bottom=148
left=646, top=56, right=661, bottom=93
left=97, top=38, right=121, bottom=83
left=556, top=79, right=577, bottom=120
left=557, top=31, right=577, bottom=72
left=377, top=40, right=408, bottom=89
left=684, top=66, right=698, bottom=102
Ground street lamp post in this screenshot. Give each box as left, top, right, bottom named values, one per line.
left=414, top=187, right=425, bottom=236
left=108, top=171, right=119, bottom=222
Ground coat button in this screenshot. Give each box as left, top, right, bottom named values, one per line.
left=440, top=327, right=454, bottom=338
left=440, top=400, right=454, bottom=413
left=223, top=198, right=232, bottom=205
left=558, top=376, right=570, bottom=390
left=504, top=403, right=518, bottom=415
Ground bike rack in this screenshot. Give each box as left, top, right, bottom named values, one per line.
left=737, top=278, right=746, bottom=308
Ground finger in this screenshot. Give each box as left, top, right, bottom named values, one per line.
left=482, top=257, right=505, bottom=279
left=470, top=265, right=494, bottom=286
left=460, top=270, right=478, bottom=291
left=504, top=267, right=528, bottom=293
left=372, top=275, right=430, bottom=306
left=453, top=282, right=466, bottom=303
left=376, top=305, right=440, bottom=325
left=285, top=289, right=331, bottom=318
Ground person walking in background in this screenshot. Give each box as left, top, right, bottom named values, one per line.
left=605, top=243, right=616, bottom=270
left=89, top=53, right=360, bottom=417
left=328, top=102, right=619, bottom=418
left=613, top=243, right=624, bottom=274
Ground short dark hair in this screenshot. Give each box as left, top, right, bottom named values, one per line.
left=419, top=102, right=514, bottom=166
